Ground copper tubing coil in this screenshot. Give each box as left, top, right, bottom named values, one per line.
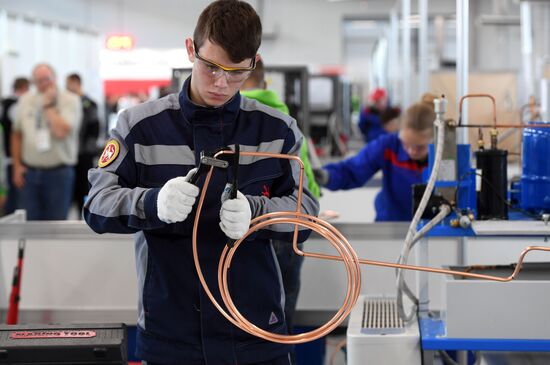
left=458, top=93, right=497, bottom=128
left=192, top=149, right=550, bottom=344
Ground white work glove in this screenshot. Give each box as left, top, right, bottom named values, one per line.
left=219, top=190, right=252, bottom=240
left=157, top=168, right=199, bottom=224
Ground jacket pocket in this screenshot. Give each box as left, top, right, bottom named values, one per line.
left=237, top=159, right=283, bottom=196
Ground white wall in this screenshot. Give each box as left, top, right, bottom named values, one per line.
left=470, top=0, right=522, bottom=72
left=0, top=0, right=465, bottom=107
left=0, top=0, right=458, bottom=67
left=1, top=0, right=525, bottom=93
left=0, top=13, right=102, bottom=103
left=0, top=0, right=380, bottom=67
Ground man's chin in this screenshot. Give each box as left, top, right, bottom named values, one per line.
left=205, top=96, right=229, bottom=107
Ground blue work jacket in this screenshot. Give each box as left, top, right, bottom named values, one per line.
left=323, top=133, right=427, bottom=221
left=358, top=106, right=386, bottom=143
left=84, top=77, right=319, bottom=364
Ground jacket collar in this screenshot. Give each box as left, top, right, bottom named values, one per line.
left=395, top=134, right=411, bottom=162
left=396, top=134, right=428, bottom=167
left=178, top=76, right=241, bottom=126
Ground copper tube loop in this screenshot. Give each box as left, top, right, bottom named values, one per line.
left=458, top=93, right=497, bottom=128
left=459, top=123, right=550, bottom=129
left=192, top=149, right=550, bottom=344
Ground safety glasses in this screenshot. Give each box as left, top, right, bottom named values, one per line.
left=193, top=42, right=256, bottom=83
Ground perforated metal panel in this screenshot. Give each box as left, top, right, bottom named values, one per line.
left=361, top=298, right=405, bottom=335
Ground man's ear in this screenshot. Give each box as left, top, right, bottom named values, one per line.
left=185, top=38, right=195, bottom=62
left=255, top=54, right=261, bottom=63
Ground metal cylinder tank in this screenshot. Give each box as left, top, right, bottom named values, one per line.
left=521, top=121, right=550, bottom=212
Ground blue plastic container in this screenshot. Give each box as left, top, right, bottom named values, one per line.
left=521, top=121, right=550, bottom=211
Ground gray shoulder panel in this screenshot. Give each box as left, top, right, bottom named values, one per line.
left=240, top=95, right=304, bottom=155
left=240, top=95, right=295, bottom=129
left=123, top=93, right=181, bottom=131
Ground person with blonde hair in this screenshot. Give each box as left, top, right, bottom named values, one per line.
left=315, top=94, right=436, bottom=221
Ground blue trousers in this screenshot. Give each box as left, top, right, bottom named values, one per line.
left=143, top=353, right=292, bottom=365
left=21, top=166, right=75, bottom=220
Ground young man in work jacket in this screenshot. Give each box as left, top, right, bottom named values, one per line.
left=83, top=1, right=319, bottom=364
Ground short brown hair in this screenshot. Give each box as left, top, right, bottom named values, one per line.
left=244, top=58, right=265, bottom=88
left=193, top=0, right=262, bottom=63
left=67, top=73, right=82, bottom=84
left=402, top=101, right=436, bottom=132
left=380, top=106, right=401, bottom=126
left=13, top=77, right=30, bottom=92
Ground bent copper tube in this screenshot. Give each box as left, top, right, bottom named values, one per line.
left=459, top=123, right=550, bottom=129
left=458, top=94, right=550, bottom=129
left=191, top=149, right=550, bottom=344
left=458, top=93, right=497, bottom=128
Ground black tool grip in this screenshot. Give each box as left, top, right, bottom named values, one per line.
left=187, top=166, right=202, bottom=185
left=227, top=144, right=240, bottom=248
left=188, top=156, right=211, bottom=185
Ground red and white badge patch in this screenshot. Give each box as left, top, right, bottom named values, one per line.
left=98, top=139, right=120, bottom=168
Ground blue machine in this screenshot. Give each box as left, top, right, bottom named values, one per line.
left=420, top=143, right=477, bottom=237
left=521, top=121, right=550, bottom=213
left=418, top=117, right=549, bottom=237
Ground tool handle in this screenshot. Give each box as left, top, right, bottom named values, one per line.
left=188, top=165, right=204, bottom=185
left=230, top=144, right=239, bottom=199
left=7, top=268, right=20, bottom=324
left=227, top=145, right=240, bottom=248
left=7, top=239, right=25, bottom=325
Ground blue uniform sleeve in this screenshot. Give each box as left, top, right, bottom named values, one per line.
left=358, top=107, right=386, bottom=143
left=83, top=110, right=167, bottom=234
left=358, top=107, right=369, bottom=142
left=323, top=134, right=388, bottom=191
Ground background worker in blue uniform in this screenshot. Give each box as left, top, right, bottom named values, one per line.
left=358, top=87, right=401, bottom=143
left=315, top=95, right=435, bottom=221
left=240, top=58, right=321, bottom=341
left=83, top=1, right=319, bottom=364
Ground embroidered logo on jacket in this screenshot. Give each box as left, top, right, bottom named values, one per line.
left=262, top=184, right=271, bottom=198
left=98, top=140, right=120, bottom=168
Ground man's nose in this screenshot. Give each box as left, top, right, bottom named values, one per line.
left=213, top=72, right=229, bottom=88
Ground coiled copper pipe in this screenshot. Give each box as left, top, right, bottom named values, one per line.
left=192, top=149, right=550, bottom=344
